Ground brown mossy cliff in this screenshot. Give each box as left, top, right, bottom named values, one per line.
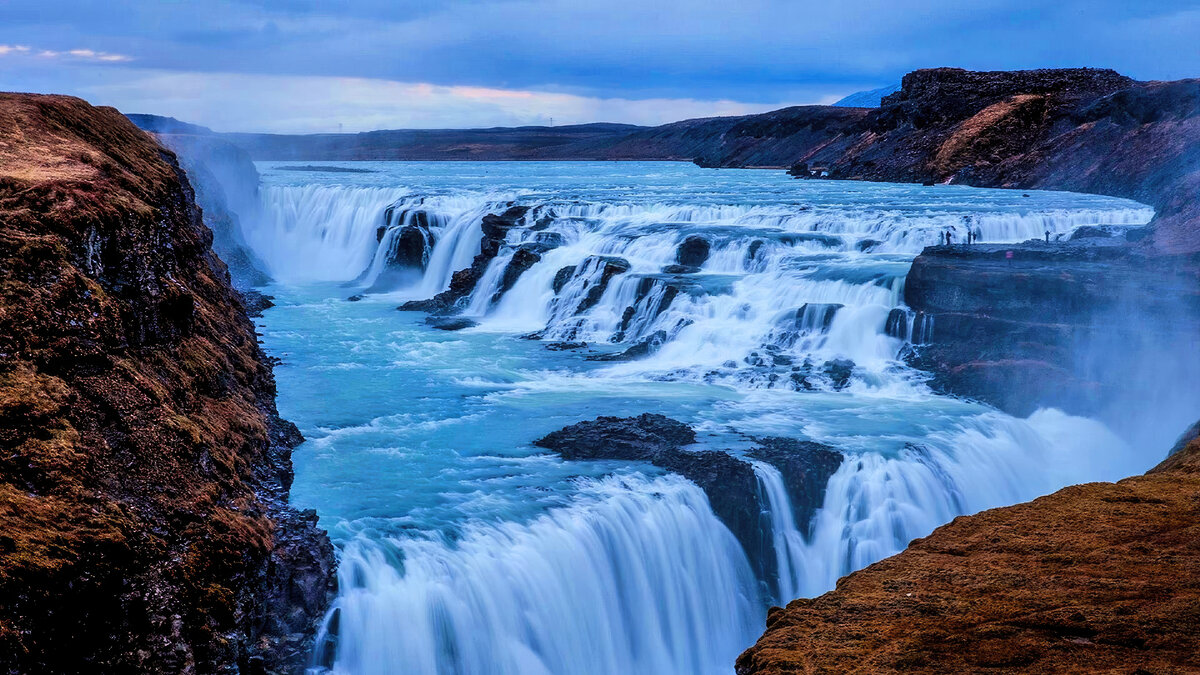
left=0, top=94, right=333, bottom=674
left=735, top=434, right=1200, bottom=674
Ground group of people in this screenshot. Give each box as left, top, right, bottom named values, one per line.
left=941, top=228, right=983, bottom=245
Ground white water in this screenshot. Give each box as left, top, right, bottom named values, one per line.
left=246, top=162, right=1156, bottom=675
left=325, top=475, right=759, bottom=675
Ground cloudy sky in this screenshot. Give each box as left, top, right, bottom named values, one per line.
left=2, top=1, right=1198, bottom=132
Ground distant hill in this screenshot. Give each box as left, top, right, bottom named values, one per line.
left=220, top=123, right=644, bottom=161
left=832, top=84, right=900, bottom=107
left=129, top=67, right=1200, bottom=253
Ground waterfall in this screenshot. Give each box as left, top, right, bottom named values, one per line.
left=250, top=165, right=1158, bottom=675
left=319, top=474, right=760, bottom=675
left=750, top=461, right=807, bottom=604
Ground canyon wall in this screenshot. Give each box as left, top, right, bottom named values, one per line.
left=0, top=94, right=333, bottom=674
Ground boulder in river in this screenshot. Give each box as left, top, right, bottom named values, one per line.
left=534, top=414, right=843, bottom=594
left=425, top=317, right=479, bottom=331
left=676, top=235, right=711, bottom=267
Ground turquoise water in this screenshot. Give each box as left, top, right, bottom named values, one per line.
left=248, top=161, right=1153, bottom=674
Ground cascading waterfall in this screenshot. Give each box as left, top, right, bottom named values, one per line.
left=249, top=162, right=1157, bottom=675
left=321, top=474, right=760, bottom=675
left=750, top=461, right=807, bottom=604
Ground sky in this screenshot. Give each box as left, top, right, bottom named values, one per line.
left=2, top=0, right=1199, bottom=133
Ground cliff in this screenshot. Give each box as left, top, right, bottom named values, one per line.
left=735, top=431, right=1200, bottom=674
left=902, top=242, right=1200, bottom=422
left=153, top=133, right=271, bottom=288
left=0, top=94, right=333, bottom=674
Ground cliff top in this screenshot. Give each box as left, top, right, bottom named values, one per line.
left=0, top=93, right=178, bottom=219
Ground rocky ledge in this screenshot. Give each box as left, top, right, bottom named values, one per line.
left=902, top=241, right=1200, bottom=417
left=534, top=414, right=842, bottom=594
left=736, top=429, right=1200, bottom=674
left=0, top=94, right=334, bottom=673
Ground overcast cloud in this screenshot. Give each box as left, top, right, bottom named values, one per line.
left=2, top=0, right=1198, bottom=132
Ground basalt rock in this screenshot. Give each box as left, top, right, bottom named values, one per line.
left=748, top=438, right=843, bottom=538
left=585, top=329, right=668, bottom=362
left=676, top=235, right=711, bottom=267
left=425, top=317, right=479, bottom=331
left=0, top=94, right=334, bottom=675
left=398, top=205, right=530, bottom=313
left=534, top=414, right=842, bottom=595
left=490, top=244, right=543, bottom=303
left=574, top=256, right=631, bottom=315
left=823, top=359, right=855, bottom=391
left=152, top=133, right=271, bottom=289
left=903, top=242, right=1200, bottom=417
left=552, top=265, right=577, bottom=294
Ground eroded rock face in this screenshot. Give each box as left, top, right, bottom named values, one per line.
left=399, top=205, right=530, bottom=313
left=736, top=433, right=1200, bottom=675
left=153, top=133, right=271, bottom=289
left=534, top=414, right=842, bottom=589
left=903, top=242, right=1200, bottom=417
left=0, top=94, right=334, bottom=675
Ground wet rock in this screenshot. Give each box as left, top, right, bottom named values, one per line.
left=552, top=265, right=577, bottom=294
left=534, top=415, right=842, bottom=595
left=770, top=304, right=843, bottom=349
left=676, top=235, right=711, bottom=267
left=491, top=245, right=542, bottom=302
left=425, top=317, right=478, bottom=331
left=535, top=231, right=566, bottom=247
left=545, top=341, right=588, bottom=351
left=240, top=290, right=276, bottom=318
left=902, top=243, right=1200, bottom=416
left=884, top=308, right=910, bottom=339
left=346, top=294, right=364, bottom=302
left=396, top=206, right=530, bottom=314
left=823, top=358, right=855, bottom=390
left=748, top=438, right=843, bottom=538
left=662, top=264, right=701, bottom=274
left=856, top=238, right=882, bottom=252
left=574, top=256, right=631, bottom=315
left=586, top=329, right=668, bottom=361
left=747, top=240, right=765, bottom=263
left=535, top=413, right=696, bottom=461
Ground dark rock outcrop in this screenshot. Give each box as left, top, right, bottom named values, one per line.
left=551, top=265, right=577, bottom=294
left=577, top=256, right=632, bottom=314
left=534, top=415, right=841, bottom=592
left=585, top=329, right=669, bottom=362
left=903, top=242, right=1200, bottom=417
left=676, top=235, right=711, bottom=267
left=0, top=94, right=334, bottom=674
left=399, top=205, right=529, bottom=313
left=425, top=317, right=478, bottom=331
left=490, top=244, right=543, bottom=303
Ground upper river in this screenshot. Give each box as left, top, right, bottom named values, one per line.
left=243, top=161, right=1155, bottom=674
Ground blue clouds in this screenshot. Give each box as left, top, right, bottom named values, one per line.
left=1, top=0, right=1197, bottom=130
